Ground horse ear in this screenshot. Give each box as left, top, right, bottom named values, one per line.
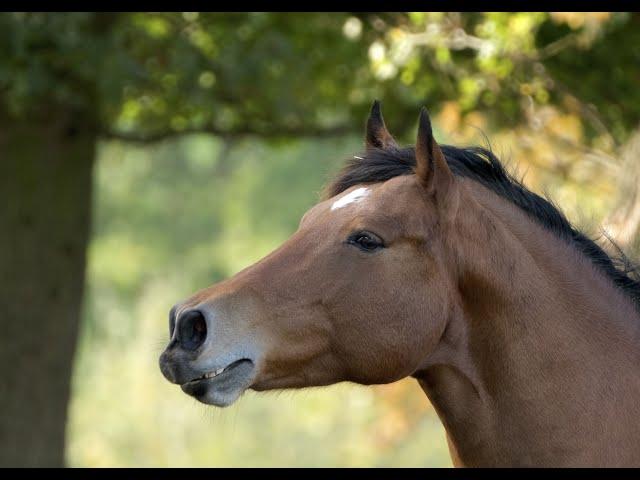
left=365, top=100, right=398, bottom=150
left=415, top=107, right=458, bottom=214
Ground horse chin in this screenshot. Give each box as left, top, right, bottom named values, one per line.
left=180, top=359, right=256, bottom=407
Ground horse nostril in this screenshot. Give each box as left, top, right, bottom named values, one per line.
left=177, top=310, right=208, bottom=351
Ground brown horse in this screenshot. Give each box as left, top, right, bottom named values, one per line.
left=159, top=102, right=640, bottom=467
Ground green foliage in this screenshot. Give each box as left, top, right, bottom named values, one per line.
left=1, top=13, right=639, bottom=144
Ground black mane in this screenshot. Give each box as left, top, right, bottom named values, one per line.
left=326, top=144, right=640, bottom=308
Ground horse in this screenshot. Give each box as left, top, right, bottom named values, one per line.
left=159, top=101, right=640, bottom=467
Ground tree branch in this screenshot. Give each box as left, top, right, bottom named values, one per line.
left=99, top=123, right=354, bottom=144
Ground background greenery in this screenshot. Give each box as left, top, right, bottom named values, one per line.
left=2, top=12, right=640, bottom=467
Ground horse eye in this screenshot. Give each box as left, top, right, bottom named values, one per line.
left=347, top=231, right=385, bottom=252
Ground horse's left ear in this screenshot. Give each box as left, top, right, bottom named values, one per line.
left=415, top=107, right=459, bottom=216
left=365, top=100, right=398, bottom=150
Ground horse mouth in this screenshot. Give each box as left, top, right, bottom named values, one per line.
left=180, top=358, right=255, bottom=407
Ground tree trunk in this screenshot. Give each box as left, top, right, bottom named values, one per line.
left=0, top=109, right=95, bottom=467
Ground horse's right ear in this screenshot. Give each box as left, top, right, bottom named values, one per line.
left=365, top=100, right=398, bottom=150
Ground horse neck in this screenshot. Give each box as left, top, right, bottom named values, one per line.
left=415, top=181, right=640, bottom=467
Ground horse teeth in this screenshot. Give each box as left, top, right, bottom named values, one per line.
left=202, top=367, right=226, bottom=379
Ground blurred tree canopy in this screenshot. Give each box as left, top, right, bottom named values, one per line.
left=1, top=12, right=640, bottom=467
left=2, top=12, right=640, bottom=143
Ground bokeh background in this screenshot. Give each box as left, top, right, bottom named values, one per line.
left=2, top=12, right=640, bottom=467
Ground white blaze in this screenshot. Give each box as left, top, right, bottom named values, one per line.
left=331, top=187, right=370, bottom=211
